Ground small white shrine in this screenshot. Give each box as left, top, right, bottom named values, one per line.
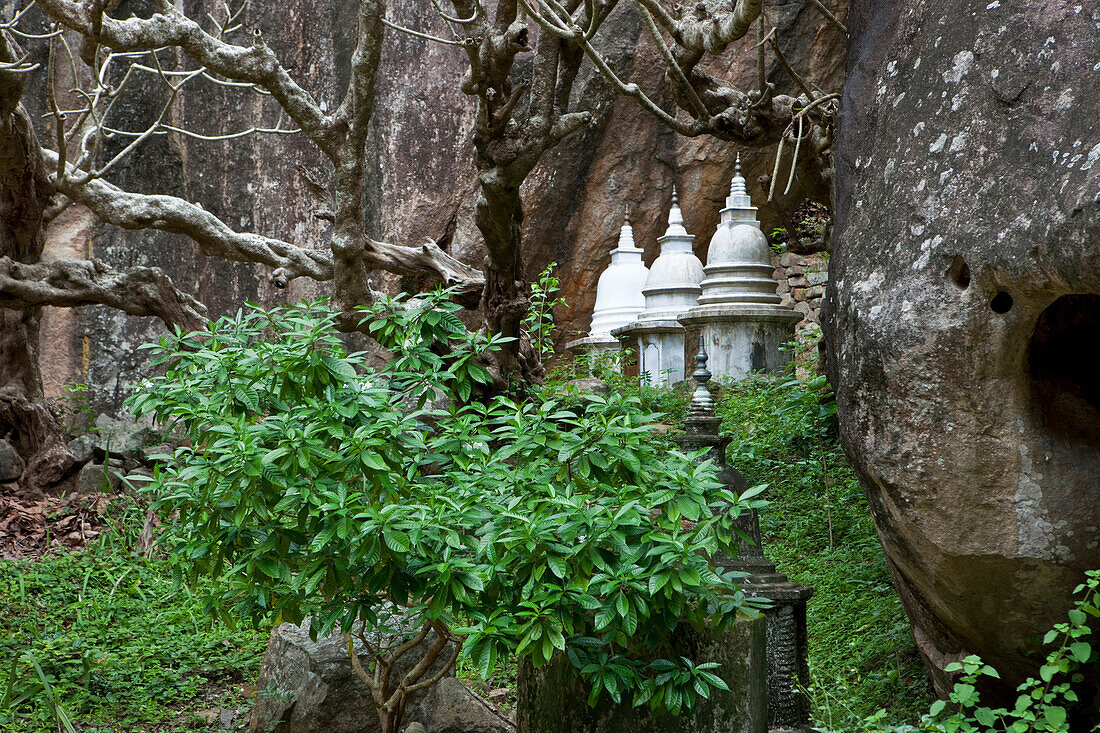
left=613, top=189, right=704, bottom=384
left=679, top=156, right=801, bottom=380
left=566, top=218, right=649, bottom=367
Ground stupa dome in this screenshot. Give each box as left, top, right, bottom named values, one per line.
left=637, top=188, right=704, bottom=321
left=589, top=218, right=649, bottom=336
left=697, top=157, right=781, bottom=307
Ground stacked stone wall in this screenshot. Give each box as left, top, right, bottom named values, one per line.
left=771, top=251, right=828, bottom=338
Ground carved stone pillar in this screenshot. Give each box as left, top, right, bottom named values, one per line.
left=675, top=348, right=814, bottom=732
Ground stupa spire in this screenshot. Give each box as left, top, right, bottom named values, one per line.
left=615, top=215, right=639, bottom=251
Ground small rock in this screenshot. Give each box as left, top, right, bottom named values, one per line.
left=805, top=271, right=829, bottom=286
left=776, top=280, right=790, bottom=295
left=786, top=264, right=806, bottom=276
left=421, top=678, right=515, bottom=733
left=792, top=288, right=808, bottom=302
left=93, top=414, right=160, bottom=461
left=808, top=297, right=824, bottom=310
left=67, top=435, right=95, bottom=465
left=562, top=377, right=610, bottom=396
left=771, top=268, right=785, bottom=280
left=195, top=708, right=220, bottom=725
left=0, top=440, right=24, bottom=482
left=788, top=274, right=808, bottom=287
left=487, top=688, right=510, bottom=703
left=75, top=463, right=121, bottom=494
left=141, top=443, right=173, bottom=465
left=806, top=284, right=826, bottom=299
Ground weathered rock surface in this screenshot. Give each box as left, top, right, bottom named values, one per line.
left=827, top=0, right=1099, bottom=699
left=249, top=616, right=457, bottom=733
left=74, top=462, right=121, bottom=494
left=418, top=677, right=514, bottom=733
left=92, top=414, right=159, bottom=462
left=66, top=434, right=95, bottom=466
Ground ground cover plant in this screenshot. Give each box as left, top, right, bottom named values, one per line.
left=0, top=508, right=268, bottom=732
left=127, top=294, right=768, bottom=733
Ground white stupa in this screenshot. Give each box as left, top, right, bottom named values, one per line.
left=589, top=217, right=649, bottom=335
left=613, top=188, right=704, bottom=384
left=566, top=218, right=649, bottom=370
left=680, top=155, right=801, bottom=380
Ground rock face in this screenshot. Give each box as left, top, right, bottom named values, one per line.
left=28, top=0, right=847, bottom=409
left=420, top=677, right=515, bottom=733
left=826, top=0, right=1100, bottom=698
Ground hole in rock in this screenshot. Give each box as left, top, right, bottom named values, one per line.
left=1028, top=294, right=1100, bottom=447
left=947, top=256, right=971, bottom=289
left=990, top=291, right=1013, bottom=313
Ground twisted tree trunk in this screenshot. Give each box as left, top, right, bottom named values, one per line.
left=0, top=35, right=73, bottom=493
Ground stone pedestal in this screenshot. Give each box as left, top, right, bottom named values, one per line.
left=679, top=306, right=802, bottom=381
left=613, top=320, right=688, bottom=385
left=516, top=616, right=767, bottom=733
left=565, top=335, right=622, bottom=375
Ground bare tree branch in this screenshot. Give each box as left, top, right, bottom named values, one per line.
left=670, top=0, right=763, bottom=54
left=0, top=256, right=207, bottom=329
left=34, top=0, right=335, bottom=154
left=41, top=147, right=333, bottom=285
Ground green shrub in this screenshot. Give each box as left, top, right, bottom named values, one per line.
left=127, top=294, right=767, bottom=733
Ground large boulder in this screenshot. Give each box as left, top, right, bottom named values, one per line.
left=827, top=0, right=1099, bottom=699
left=249, top=615, right=454, bottom=733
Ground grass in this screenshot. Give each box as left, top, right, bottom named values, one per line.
left=0, top=500, right=269, bottom=732
left=715, top=369, right=935, bottom=728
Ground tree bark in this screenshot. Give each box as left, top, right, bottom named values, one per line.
left=0, top=33, right=74, bottom=493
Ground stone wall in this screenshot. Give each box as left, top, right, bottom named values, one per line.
left=772, top=252, right=828, bottom=334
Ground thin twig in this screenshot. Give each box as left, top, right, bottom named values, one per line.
left=783, top=113, right=802, bottom=196
left=805, top=0, right=846, bottom=34
left=768, top=132, right=785, bottom=202
left=381, top=17, right=467, bottom=46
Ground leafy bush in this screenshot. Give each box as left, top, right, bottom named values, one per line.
left=128, top=295, right=766, bottom=732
